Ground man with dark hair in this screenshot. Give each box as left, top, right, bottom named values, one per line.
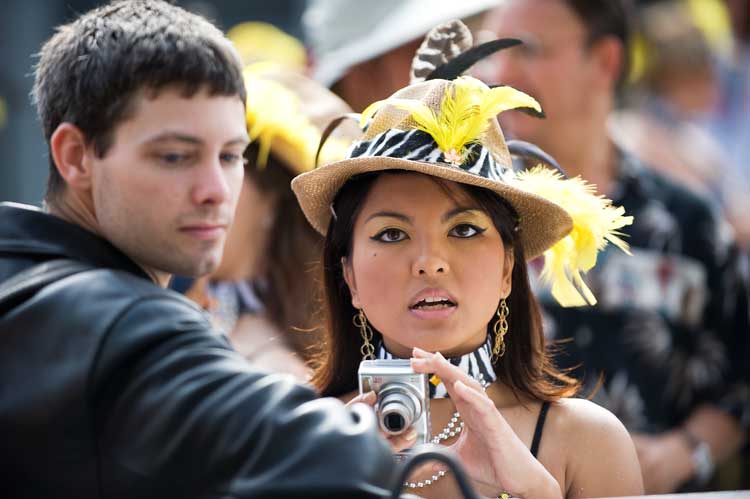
left=482, top=0, right=749, bottom=493
left=0, top=1, right=395, bottom=497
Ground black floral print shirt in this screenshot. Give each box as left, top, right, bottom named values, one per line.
left=532, top=151, right=749, bottom=433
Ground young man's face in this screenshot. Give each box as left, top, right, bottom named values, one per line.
left=479, top=0, right=601, bottom=148
left=89, top=87, right=248, bottom=279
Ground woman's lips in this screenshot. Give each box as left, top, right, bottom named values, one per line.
left=408, top=288, right=458, bottom=320
left=408, top=303, right=457, bottom=320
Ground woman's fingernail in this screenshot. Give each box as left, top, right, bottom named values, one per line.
left=405, top=428, right=417, bottom=441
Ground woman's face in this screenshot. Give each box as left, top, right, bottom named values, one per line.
left=343, top=173, right=513, bottom=358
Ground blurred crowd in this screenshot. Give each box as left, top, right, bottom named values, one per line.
left=1, top=0, right=748, bottom=495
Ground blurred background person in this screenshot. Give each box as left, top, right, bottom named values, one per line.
left=302, top=0, right=498, bottom=111
left=480, top=0, right=749, bottom=493
left=183, top=26, right=359, bottom=381
left=610, top=0, right=750, bottom=247
left=704, top=0, right=750, bottom=248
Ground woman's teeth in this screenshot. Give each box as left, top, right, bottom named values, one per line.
left=412, top=298, right=455, bottom=309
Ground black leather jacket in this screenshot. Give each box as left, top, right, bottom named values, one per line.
left=0, top=203, right=396, bottom=498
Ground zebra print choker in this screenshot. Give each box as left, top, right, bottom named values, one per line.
left=376, top=335, right=497, bottom=399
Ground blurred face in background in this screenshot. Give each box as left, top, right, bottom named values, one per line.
left=212, top=176, right=277, bottom=281
left=478, top=0, right=611, bottom=152
left=334, top=38, right=422, bottom=112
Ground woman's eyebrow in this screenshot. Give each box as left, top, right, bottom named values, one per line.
left=442, top=207, right=482, bottom=222
left=364, top=211, right=412, bottom=224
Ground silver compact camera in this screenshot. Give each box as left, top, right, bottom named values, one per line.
left=358, top=359, right=431, bottom=446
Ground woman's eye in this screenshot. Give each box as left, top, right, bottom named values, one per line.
left=449, top=224, right=484, bottom=238
left=373, top=228, right=408, bottom=243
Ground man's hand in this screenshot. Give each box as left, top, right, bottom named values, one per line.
left=631, top=432, right=694, bottom=494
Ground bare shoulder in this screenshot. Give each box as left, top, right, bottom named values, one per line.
left=549, top=398, right=629, bottom=438
left=547, top=398, right=643, bottom=498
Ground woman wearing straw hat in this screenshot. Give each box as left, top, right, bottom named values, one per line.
left=291, top=21, right=644, bottom=498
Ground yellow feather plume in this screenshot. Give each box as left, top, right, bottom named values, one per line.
left=510, top=166, right=634, bottom=307
left=244, top=64, right=349, bottom=171
left=361, top=76, right=541, bottom=164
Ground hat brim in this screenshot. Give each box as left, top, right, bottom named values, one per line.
left=292, top=156, right=573, bottom=259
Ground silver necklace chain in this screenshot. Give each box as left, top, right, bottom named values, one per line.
left=403, top=375, right=489, bottom=489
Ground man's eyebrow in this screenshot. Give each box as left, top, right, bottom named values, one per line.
left=144, top=133, right=250, bottom=146
left=145, top=132, right=202, bottom=145
left=442, top=207, right=482, bottom=222
left=226, top=136, right=250, bottom=147
left=364, top=211, right=412, bottom=224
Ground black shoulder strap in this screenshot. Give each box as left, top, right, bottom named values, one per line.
left=0, top=259, right=92, bottom=314
left=530, top=401, right=551, bottom=458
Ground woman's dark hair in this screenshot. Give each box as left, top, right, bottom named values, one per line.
left=244, top=144, right=324, bottom=361
left=312, top=171, right=580, bottom=400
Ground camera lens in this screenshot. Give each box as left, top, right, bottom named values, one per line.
left=384, top=413, right=406, bottom=432
left=377, top=383, right=423, bottom=436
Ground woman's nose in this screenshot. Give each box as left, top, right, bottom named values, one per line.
left=412, top=246, right=450, bottom=277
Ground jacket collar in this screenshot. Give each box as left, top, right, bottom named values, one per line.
left=0, top=202, right=150, bottom=280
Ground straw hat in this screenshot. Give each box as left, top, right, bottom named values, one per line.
left=293, top=76, right=574, bottom=261
left=292, top=21, right=633, bottom=307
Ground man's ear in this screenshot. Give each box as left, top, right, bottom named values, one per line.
left=590, top=36, right=625, bottom=92
left=49, top=123, right=94, bottom=192
left=500, top=248, right=514, bottom=298
left=341, top=256, right=362, bottom=309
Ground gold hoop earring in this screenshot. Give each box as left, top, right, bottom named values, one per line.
left=353, top=308, right=375, bottom=360
left=492, top=298, right=509, bottom=362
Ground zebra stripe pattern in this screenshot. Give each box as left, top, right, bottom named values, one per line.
left=375, top=334, right=497, bottom=399
left=348, top=129, right=514, bottom=183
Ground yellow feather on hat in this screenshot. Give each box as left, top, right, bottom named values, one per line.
left=244, top=63, right=350, bottom=171
left=361, top=76, right=541, bottom=164
left=510, top=166, right=634, bottom=306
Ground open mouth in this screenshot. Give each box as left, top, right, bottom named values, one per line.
left=409, top=297, right=457, bottom=310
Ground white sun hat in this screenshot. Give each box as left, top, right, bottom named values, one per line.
left=303, top=0, right=499, bottom=87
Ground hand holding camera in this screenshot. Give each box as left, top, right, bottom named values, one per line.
left=410, top=347, right=563, bottom=499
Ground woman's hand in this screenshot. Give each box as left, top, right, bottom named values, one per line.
left=347, top=391, right=418, bottom=453
left=410, top=347, right=562, bottom=499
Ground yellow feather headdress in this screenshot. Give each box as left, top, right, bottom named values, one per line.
left=361, top=76, right=541, bottom=165
left=243, top=63, right=354, bottom=173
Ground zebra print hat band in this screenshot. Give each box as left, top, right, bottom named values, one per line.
left=348, top=129, right=514, bottom=184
